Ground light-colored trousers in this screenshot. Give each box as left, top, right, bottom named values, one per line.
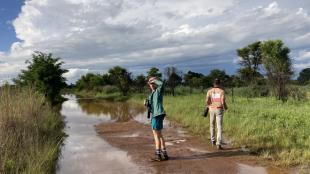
left=210, top=109, right=224, bottom=145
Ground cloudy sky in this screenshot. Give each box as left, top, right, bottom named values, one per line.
left=0, top=0, right=310, bottom=84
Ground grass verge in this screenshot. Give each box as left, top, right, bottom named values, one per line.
left=0, top=87, right=65, bottom=174
left=71, top=89, right=129, bottom=101
left=130, top=92, right=310, bottom=166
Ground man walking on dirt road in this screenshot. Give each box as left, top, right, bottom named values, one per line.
left=146, top=77, right=169, bottom=161
left=206, top=78, right=228, bottom=150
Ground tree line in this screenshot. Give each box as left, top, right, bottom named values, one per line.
left=74, top=65, right=232, bottom=96
left=74, top=39, right=310, bottom=101
left=7, top=39, right=310, bottom=104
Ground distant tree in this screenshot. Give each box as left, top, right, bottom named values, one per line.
left=102, top=73, right=112, bottom=85
left=202, top=76, right=212, bottom=89
left=261, top=40, right=293, bottom=101
left=237, top=41, right=263, bottom=85
left=297, top=68, right=310, bottom=85
left=229, top=75, right=244, bottom=87
left=14, top=51, right=68, bottom=104
left=108, top=66, right=132, bottom=95
left=134, top=74, right=146, bottom=93
left=184, top=71, right=204, bottom=93
left=147, top=67, right=162, bottom=79
left=207, top=69, right=230, bottom=86
left=165, top=67, right=182, bottom=96
left=76, top=73, right=104, bottom=90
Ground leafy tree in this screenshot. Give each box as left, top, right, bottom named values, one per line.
left=102, top=74, right=112, bottom=85
left=133, top=74, right=146, bottom=93
left=14, top=52, right=68, bottom=104
left=184, top=71, right=204, bottom=93
left=261, top=40, right=293, bottom=101
left=202, top=76, right=212, bottom=89
left=108, top=66, right=132, bottom=95
left=76, top=73, right=104, bottom=90
left=237, top=41, right=263, bottom=84
left=207, top=69, right=230, bottom=86
left=297, top=68, right=310, bottom=85
left=147, top=67, right=162, bottom=79
left=165, top=66, right=182, bottom=96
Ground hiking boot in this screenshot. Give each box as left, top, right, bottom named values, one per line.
left=151, top=154, right=162, bottom=162
left=217, top=145, right=223, bottom=150
left=211, top=140, right=216, bottom=146
left=162, top=152, right=169, bottom=161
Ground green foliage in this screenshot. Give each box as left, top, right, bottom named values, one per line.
left=133, top=74, right=146, bottom=93
left=108, top=66, right=132, bottom=96
left=184, top=71, right=204, bottom=93
left=208, top=69, right=231, bottom=87
left=237, top=41, right=263, bottom=85
left=237, top=67, right=264, bottom=84
left=261, top=40, right=293, bottom=101
left=288, top=86, right=308, bottom=101
left=297, top=68, right=310, bottom=85
left=147, top=67, right=162, bottom=79
left=100, top=85, right=119, bottom=93
left=76, top=73, right=106, bottom=90
left=130, top=90, right=310, bottom=166
left=165, top=66, right=182, bottom=96
left=229, top=75, right=244, bottom=87
left=232, top=86, right=269, bottom=98
left=14, top=52, right=68, bottom=104
left=0, top=87, right=65, bottom=173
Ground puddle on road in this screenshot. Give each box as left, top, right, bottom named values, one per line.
left=238, top=163, right=267, bottom=174
left=57, top=95, right=145, bottom=174
left=238, top=163, right=291, bottom=174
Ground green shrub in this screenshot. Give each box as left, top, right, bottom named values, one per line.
left=288, top=86, right=308, bottom=101
left=232, top=86, right=269, bottom=98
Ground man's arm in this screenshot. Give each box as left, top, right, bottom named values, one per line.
left=206, top=91, right=211, bottom=106
left=153, top=79, right=163, bottom=93
left=221, top=93, right=228, bottom=110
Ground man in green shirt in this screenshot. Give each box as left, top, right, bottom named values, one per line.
left=147, top=77, right=169, bottom=161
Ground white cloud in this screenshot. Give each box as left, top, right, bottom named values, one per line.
left=296, top=50, right=310, bottom=61
left=297, top=7, right=309, bottom=17
left=263, top=2, right=281, bottom=16
left=294, top=63, right=310, bottom=70
left=63, top=68, right=89, bottom=84
left=0, top=79, right=13, bottom=86
left=1, top=0, right=310, bottom=83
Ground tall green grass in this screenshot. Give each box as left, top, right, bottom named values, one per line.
left=0, top=87, right=65, bottom=174
left=130, top=87, right=310, bottom=166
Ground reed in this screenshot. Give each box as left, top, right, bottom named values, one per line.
left=0, top=86, right=65, bottom=174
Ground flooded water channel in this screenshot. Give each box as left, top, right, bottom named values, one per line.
left=57, top=94, right=147, bottom=174
left=57, top=94, right=298, bottom=174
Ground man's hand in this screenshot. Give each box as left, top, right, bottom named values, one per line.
left=224, top=104, right=228, bottom=111
left=148, top=77, right=157, bottom=84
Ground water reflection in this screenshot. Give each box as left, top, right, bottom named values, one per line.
left=77, top=99, right=146, bottom=122
left=57, top=95, right=144, bottom=174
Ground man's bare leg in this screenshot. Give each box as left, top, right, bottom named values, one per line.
left=152, top=130, right=161, bottom=150
left=152, top=130, right=162, bottom=161
left=158, top=130, right=169, bottom=160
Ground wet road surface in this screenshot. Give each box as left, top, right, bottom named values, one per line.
left=57, top=95, right=299, bottom=174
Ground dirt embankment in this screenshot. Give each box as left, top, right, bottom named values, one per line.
left=96, top=120, right=288, bottom=174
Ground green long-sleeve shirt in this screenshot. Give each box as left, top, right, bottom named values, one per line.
left=148, top=80, right=165, bottom=117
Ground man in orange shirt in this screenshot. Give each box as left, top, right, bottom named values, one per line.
left=206, top=78, right=228, bottom=150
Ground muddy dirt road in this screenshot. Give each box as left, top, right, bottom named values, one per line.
left=57, top=95, right=296, bottom=174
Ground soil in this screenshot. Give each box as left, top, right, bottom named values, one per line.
left=96, top=120, right=288, bottom=174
